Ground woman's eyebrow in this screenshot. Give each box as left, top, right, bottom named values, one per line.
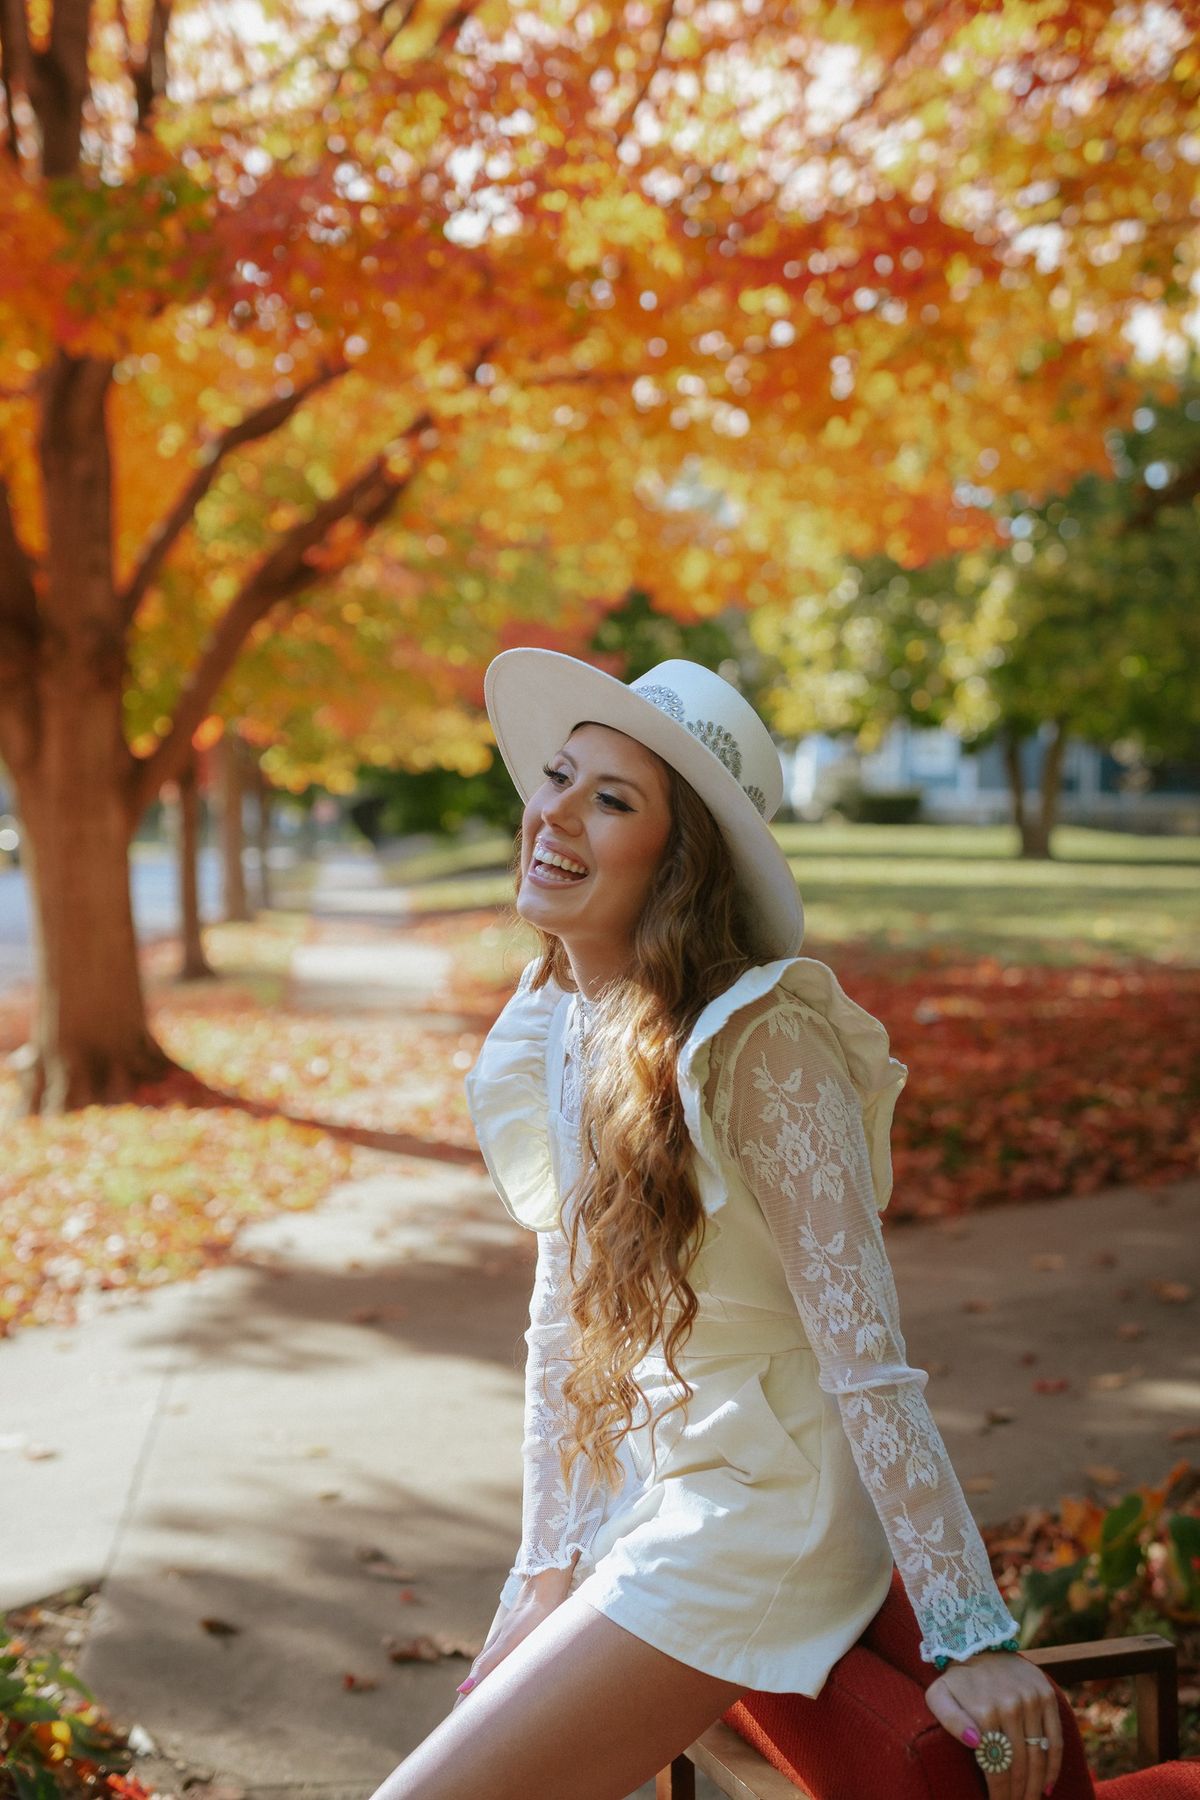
left=556, top=751, right=647, bottom=800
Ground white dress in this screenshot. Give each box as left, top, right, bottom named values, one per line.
left=464, top=954, right=1019, bottom=1695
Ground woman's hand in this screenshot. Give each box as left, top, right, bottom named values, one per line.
left=452, top=1559, right=579, bottom=1709
left=925, top=1649, right=1063, bottom=1800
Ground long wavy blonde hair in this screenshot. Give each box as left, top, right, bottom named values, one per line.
left=520, top=751, right=761, bottom=1493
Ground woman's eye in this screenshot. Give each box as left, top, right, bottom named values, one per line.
left=542, top=764, right=569, bottom=785
left=598, top=792, right=632, bottom=812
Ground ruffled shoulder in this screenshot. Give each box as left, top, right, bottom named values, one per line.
left=463, top=958, right=567, bottom=1231
left=677, top=956, right=909, bottom=1221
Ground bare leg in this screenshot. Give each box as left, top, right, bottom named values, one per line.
left=368, top=1591, right=746, bottom=1800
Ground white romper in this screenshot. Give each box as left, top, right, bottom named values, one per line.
left=464, top=954, right=1019, bottom=1695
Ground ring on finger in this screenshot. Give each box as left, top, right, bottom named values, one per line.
left=1024, top=1735, right=1051, bottom=1752
left=973, top=1729, right=1014, bottom=1775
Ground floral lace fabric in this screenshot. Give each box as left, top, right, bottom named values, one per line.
left=705, top=990, right=1019, bottom=1665
left=502, top=985, right=1018, bottom=1665
left=504, top=1001, right=611, bottom=1598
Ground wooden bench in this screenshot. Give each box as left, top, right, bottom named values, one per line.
left=655, top=1577, right=1197, bottom=1799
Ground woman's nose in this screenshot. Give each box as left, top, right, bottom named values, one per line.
left=541, top=786, right=582, bottom=833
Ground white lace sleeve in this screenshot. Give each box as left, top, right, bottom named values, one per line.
left=707, top=992, right=1019, bottom=1666
left=497, top=1220, right=611, bottom=1611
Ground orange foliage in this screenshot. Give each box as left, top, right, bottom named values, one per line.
left=3, top=1, right=1195, bottom=788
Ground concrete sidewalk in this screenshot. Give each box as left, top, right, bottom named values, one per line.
left=3, top=881, right=1198, bottom=1798
left=7, top=1167, right=1196, bottom=1798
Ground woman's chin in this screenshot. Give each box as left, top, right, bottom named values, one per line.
left=516, top=878, right=583, bottom=930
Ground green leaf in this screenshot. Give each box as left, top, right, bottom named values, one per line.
left=1014, top=1557, right=1086, bottom=1643
left=1167, top=1513, right=1200, bottom=1612
left=1098, top=1493, right=1146, bottom=1591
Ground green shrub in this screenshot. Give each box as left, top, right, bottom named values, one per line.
left=0, top=1626, right=151, bottom=1800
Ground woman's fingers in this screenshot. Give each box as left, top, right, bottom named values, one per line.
left=1015, top=1691, right=1046, bottom=1800
left=922, top=1680, right=984, bottom=1753
left=997, top=1697, right=1029, bottom=1800
left=1028, top=1690, right=1063, bottom=1799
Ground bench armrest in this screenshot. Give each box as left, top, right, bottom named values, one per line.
left=1025, top=1634, right=1179, bottom=1765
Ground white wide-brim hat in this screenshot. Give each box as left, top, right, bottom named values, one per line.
left=483, top=650, right=803, bottom=961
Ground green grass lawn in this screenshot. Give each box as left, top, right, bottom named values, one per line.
left=387, top=821, right=1200, bottom=967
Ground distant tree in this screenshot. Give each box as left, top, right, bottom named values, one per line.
left=757, top=388, right=1200, bottom=854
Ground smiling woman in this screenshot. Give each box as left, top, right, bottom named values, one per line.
left=516, top=725, right=674, bottom=993
left=368, top=652, right=1061, bottom=1800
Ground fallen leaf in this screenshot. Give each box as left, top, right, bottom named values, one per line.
left=318, top=1489, right=342, bottom=1502
left=1167, top=1426, right=1200, bottom=1443
left=985, top=1406, right=1016, bottom=1426
left=962, top=1297, right=994, bottom=1313
left=1032, top=1378, right=1070, bottom=1395
left=1029, top=1253, right=1066, bottom=1272
left=1115, top=1322, right=1145, bottom=1341
left=342, top=1672, right=379, bottom=1692
left=1091, top=1250, right=1118, bottom=1268
left=1150, top=1280, right=1194, bottom=1304
left=1090, top=1368, right=1143, bottom=1392
left=384, top=1633, right=477, bottom=1664
left=1083, top=1464, right=1124, bottom=1487
left=963, top=1475, right=996, bottom=1494
left=1019, top=1352, right=1039, bottom=1366
left=22, top=1443, right=59, bottom=1461
left=351, top=1307, right=381, bottom=1324
left=199, top=1617, right=241, bottom=1637
left=354, top=1540, right=420, bottom=1584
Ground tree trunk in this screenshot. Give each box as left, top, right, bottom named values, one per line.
left=1023, top=718, right=1068, bottom=859
left=3, top=350, right=172, bottom=1114
left=12, top=703, right=171, bottom=1113
left=219, top=729, right=253, bottom=923
left=253, top=755, right=273, bottom=912
left=178, top=753, right=214, bottom=980
left=1002, top=725, right=1027, bottom=848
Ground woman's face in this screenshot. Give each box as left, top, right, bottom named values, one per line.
left=516, top=723, right=673, bottom=985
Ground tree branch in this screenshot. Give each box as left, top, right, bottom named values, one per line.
left=807, top=0, right=955, bottom=154
left=0, top=0, right=33, bottom=164
left=35, top=0, right=92, bottom=177
left=118, top=360, right=349, bottom=627
left=1122, top=454, right=1200, bottom=535
left=611, top=0, right=677, bottom=145
left=119, top=0, right=172, bottom=131
left=127, top=408, right=434, bottom=816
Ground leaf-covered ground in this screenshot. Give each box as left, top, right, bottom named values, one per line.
left=1, top=910, right=1197, bottom=1336
left=982, top=1460, right=1200, bottom=1775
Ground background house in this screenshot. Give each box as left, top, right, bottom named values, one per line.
left=783, top=723, right=1200, bottom=833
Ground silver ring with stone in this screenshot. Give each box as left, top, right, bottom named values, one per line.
left=1025, top=1735, right=1052, bottom=1751
left=974, top=1729, right=1014, bottom=1775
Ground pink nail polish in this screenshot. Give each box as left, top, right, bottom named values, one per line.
left=456, top=1676, right=476, bottom=1695
left=963, top=1728, right=981, bottom=1748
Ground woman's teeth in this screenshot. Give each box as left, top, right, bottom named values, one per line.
left=533, top=850, right=588, bottom=880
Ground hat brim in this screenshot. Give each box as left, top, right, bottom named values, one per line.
left=484, top=648, right=804, bottom=961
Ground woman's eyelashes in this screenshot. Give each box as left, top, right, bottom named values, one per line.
left=541, top=764, right=633, bottom=812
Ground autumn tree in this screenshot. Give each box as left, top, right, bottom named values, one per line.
left=756, top=387, right=1200, bottom=853
left=0, top=0, right=1196, bottom=1109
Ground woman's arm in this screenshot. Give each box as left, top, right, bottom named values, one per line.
left=708, top=992, right=1064, bottom=1796
left=498, top=1223, right=610, bottom=1609
left=706, top=993, right=1020, bottom=1667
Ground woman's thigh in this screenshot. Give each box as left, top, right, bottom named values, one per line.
left=368, top=1591, right=747, bottom=1800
